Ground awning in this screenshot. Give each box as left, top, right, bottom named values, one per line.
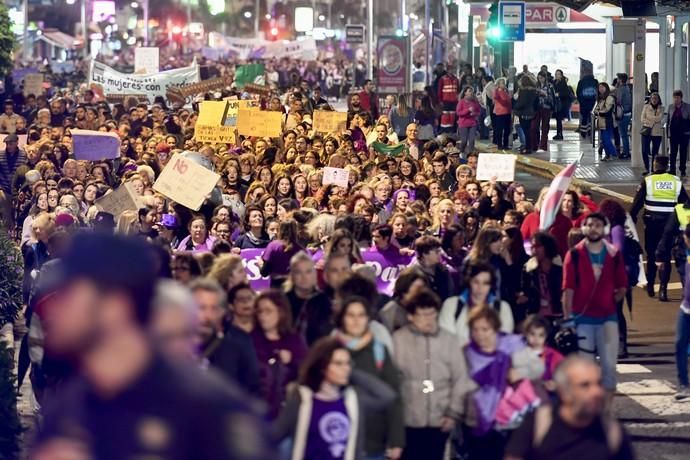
left=38, top=30, right=82, bottom=50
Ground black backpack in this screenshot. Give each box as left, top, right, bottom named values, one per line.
left=622, top=235, right=642, bottom=288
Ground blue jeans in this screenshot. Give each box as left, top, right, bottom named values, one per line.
left=619, top=114, right=632, bottom=155
left=600, top=127, right=617, bottom=158
left=676, top=310, right=690, bottom=387
left=577, top=320, right=619, bottom=390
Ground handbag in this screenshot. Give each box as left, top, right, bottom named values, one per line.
left=640, top=126, right=652, bottom=136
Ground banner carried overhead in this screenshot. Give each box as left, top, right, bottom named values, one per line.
left=207, top=33, right=318, bottom=60
left=89, top=60, right=200, bottom=103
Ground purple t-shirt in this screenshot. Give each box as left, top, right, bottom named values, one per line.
left=305, top=397, right=350, bottom=460
left=261, top=240, right=303, bottom=277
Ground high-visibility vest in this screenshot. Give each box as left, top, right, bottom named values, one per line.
left=675, top=204, right=690, bottom=230
left=645, top=173, right=682, bottom=213
left=439, top=75, right=459, bottom=104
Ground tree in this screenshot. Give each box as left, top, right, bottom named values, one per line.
left=0, top=3, right=15, bottom=79
left=0, top=230, right=23, bottom=326
left=0, top=340, right=23, bottom=460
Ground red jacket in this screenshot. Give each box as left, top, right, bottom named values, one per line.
left=521, top=211, right=572, bottom=258
left=437, top=74, right=459, bottom=104
left=493, top=87, right=512, bottom=116
left=562, top=240, right=628, bottom=318
left=358, top=90, right=379, bottom=119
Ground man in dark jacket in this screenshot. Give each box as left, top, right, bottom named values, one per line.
left=192, top=278, right=260, bottom=395
left=576, top=72, right=599, bottom=137
left=666, top=89, right=690, bottom=177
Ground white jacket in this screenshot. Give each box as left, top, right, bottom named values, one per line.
left=438, top=296, right=515, bottom=346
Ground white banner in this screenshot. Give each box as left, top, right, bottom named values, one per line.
left=207, top=33, right=318, bottom=61
left=89, top=60, right=200, bottom=103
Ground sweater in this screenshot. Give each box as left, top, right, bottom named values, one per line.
left=393, top=325, right=472, bottom=428
left=493, top=87, right=512, bottom=116
left=347, top=339, right=405, bottom=454
left=455, top=98, right=481, bottom=128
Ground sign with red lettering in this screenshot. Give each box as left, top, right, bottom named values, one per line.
left=153, top=153, right=220, bottom=210
left=525, top=4, right=570, bottom=24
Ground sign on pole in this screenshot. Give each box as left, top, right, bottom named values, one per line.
left=499, top=1, right=526, bottom=42
left=345, top=25, right=365, bottom=44
left=134, top=47, right=160, bottom=74
left=376, top=36, right=408, bottom=94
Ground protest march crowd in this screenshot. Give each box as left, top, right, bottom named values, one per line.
left=0, top=54, right=643, bottom=460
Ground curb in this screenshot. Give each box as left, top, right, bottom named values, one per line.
left=474, top=141, right=635, bottom=204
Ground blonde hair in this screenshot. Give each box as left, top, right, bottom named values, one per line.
left=207, top=254, right=244, bottom=288
left=31, top=212, right=55, bottom=240
left=116, top=210, right=140, bottom=235
left=431, top=198, right=456, bottom=229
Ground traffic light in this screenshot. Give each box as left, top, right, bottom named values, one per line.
left=487, top=1, right=502, bottom=45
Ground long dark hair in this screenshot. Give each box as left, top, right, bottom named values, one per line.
left=503, top=226, right=527, bottom=265
left=255, top=289, right=294, bottom=337
left=298, top=337, right=350, bottom=391
left=597, top=82, right=611, bottom=101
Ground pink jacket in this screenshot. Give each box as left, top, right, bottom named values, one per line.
left=456, top=98, right=481, bottom=128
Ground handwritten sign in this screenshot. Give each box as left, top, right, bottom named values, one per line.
left=195, top=101, right=235, bottom=145
left=0, top=134, right=27, bottom=148
left=476, top=153, right=517, bottom=182
left=322, top=167, right=350, bottom=188
left=153, top=153, right=220, bottom=211
left=71, top=129, right=121, bottom=161
left=94, top=183, right=138, bottom=217
left=23, top=73, right=44, bottom=96
left=134, top=47, right=160, bottom=74
left=313, top=111, right=347, bottom=133
left=236, top=109, right=282, bottom=137
left=223, top=100, right=260, bottom=127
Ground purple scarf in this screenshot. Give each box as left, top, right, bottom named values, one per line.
left=464, top=333, right=525, bottom=435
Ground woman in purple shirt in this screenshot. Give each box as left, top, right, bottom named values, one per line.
left=251, top=289, right=308, bottom=420
left=176, top=214, right=215, bottom=252
left=261, top=218, right=304, bottom=288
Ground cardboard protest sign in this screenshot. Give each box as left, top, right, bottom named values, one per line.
left=313, top=111, right=347, bottom=134
left=153, top=153, right=220, bottom=211
left=166, top=75, right=233, bottom=105
left=94, top=183, right=138, bottom=217
left=23, top=73, right=44, bottom=96
left=236, top=109, right=282, bottom=138
left=71, top=129, right=121, bottom=161
left=476, top=153, right=517, bottom=182
left=322, top=167, right=350, bottom=188
left=223, top=100, right=260, bottom=127
left=0, top=134, right=27, bottom=148
left=134, top=47, right=160, bottom=74
left=194, top=101, right=235, bottom=144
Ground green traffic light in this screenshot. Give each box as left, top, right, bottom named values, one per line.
left=488, top=26, right=502, bottom=39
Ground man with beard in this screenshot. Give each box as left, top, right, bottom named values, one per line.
left=191, top=278, right=260, bottom=395
left=562, top=213, right=627, bottom=406
left=49, top=98, right=68, bottom=127
left=505, top=356, right=634, bottom=460
left=347, top=92, right=363, bottom=125
left=31, top=233, right=273, bottom=460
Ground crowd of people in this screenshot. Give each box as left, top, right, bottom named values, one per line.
left=0, top=56, right=651, bottom=460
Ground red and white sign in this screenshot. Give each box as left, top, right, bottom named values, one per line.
left=525, top=4, right=569, bottom=24
left=377, top=37, right=407, bottom=94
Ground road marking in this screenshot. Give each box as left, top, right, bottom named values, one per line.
left=617, top=364, right=653, bottom=374
left=625, top=421, right=690, bottom=429
left=616, top=379, right=688, bottom=416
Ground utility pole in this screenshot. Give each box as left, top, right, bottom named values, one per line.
left=81, top=0, right=87, bottom=58
left=143, top=0, right=149, bottom=45
left=367, top=0, right=373, bottom=80
left=22, top=0, right=29, bottom=61
left=254, top=0, right=260, bottom=38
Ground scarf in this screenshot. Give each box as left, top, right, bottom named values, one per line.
left=464, top=333, right=525, bottom=435
left=338, top=332, right=385, bottom=370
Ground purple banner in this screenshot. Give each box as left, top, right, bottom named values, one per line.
left=241, top=247, right=413, bottom=295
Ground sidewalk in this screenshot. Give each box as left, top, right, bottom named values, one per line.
left=478, top=122, right=645, bottom=202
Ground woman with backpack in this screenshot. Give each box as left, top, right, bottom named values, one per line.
left=593, top=83, right=618, bottom=161
left=439, top=261, right=515, bottom=345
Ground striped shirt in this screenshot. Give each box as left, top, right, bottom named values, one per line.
left=0, top=148, right=27, bottom=195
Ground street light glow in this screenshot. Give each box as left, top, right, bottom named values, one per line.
left=244, top=11, right=252, bottom=19
left=66, top=0, right=76, bottom=4
left=265, top=14, right=271, bottom=20
left=130, top=1, right=139, bottom=8
left=318, top=15, right=325, bottom=21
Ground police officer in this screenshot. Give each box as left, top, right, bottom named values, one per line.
left=32, top=233, right=274, bottom=460
left=631, top=156, right=688, bottom=301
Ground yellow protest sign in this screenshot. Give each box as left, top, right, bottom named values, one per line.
left=195, top=100, right=235, bottom=144
left=153, top=154, right=220, bottom=211
left=313, top=111, right=347, bottom=134
left=236, top=109, right=283, bottom=138
left=224, top=100, right=260, bottom=127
